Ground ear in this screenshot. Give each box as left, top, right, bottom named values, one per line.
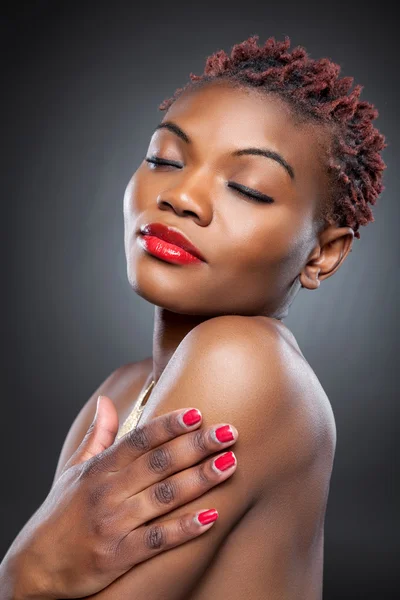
left=299, top=226, right=354, bottom=290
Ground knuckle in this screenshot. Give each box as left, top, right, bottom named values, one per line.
left=92, top=538, right=119, bottom=572
left=196, top=461, right=211, bottom=487
left=177, top=515, right=193, bottom=537
left=152, top=479, right=176, bottom=506
left=162, top=412, right=177, bottom=438
left=126, top=426, right=151, bottom=453
left=147, top=446, right=172, bottom=474
left=95, top=446, right=114, bottom=471
left=90, top=510, right=115, bottom=540
left=191, top=429, right=208, bottom=454
left=91, top=546, right=107, bottom=573
left=144, top=524, right=166, bottom=550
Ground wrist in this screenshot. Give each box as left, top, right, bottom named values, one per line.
left=0, top=550, right=52, bottom=600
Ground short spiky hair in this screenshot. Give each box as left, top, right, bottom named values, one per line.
left=158, top=35, right=387, bottom=240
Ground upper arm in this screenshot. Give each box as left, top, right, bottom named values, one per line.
left=52, top=363, right=133, bottom=487
left=90, top=316, right=327, bottom=600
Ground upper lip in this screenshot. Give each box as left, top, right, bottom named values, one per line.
left=139, top=222, right=206, bottom=262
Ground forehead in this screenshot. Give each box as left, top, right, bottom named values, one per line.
left=161, top=80, right=330, bottom=179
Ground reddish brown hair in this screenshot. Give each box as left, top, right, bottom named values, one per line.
left=158, top=35, right=387, bottom=240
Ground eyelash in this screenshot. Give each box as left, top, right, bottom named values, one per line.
left=144, top=156, right=274, bottom=204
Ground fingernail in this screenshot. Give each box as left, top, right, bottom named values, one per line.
left=180, top=408, right=202, bottom=427
left=212, top=451, right=237, bottom=473
left=195, top=509, right=219, bottom=526
left=212, top=425, right=235, bottom=443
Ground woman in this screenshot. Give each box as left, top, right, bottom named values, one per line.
left=75, top=34, right=384, bottom=598
left=8, top=34, right=387, bottom=599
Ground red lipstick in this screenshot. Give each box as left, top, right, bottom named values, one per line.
left=138, top=222, right=206, bottom=265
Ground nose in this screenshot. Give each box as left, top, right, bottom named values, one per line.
left=156, top=173, right=213, bottom=225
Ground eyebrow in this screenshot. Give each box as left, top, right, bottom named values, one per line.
left=154, top=120, right=295, bottom=180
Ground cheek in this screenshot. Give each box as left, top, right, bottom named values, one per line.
left=223, top=208, right=314, bottom=296
left=123, top=171, right=157, bottom=248
left=226, top=205, right=306, bottom=269
left=123, top=175, right=142, bottom=254
left=124, top=164, right=160, bottom=209
left=123, top=178, right=133, bottom=219
left=123, top=171, right=145, bottom=217
left=269, top=209, right=315, bottom=282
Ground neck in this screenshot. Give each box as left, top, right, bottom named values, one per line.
left=149, top=261, right=302, bottom=384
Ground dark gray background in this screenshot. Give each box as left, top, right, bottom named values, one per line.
left=1, top=1, right=398, bottom=597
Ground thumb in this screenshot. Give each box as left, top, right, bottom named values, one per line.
left=68, top=395, right=120, bottom=468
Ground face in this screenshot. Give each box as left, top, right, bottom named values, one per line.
left=123, top=80, right=330, bottom=317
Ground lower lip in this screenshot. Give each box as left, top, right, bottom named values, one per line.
left=138, top=235, right=204, bottom=265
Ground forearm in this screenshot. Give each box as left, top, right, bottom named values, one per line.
left=84, top=497, right=241, bottom=600
left=0, top=549, right=51, bottom=600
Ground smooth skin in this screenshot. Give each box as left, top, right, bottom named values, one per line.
left=21, top=79, right=348, bottom=599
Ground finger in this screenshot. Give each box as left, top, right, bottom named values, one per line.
left=103, top=408, right=204, bottom=471
left=116, top=508, right=220, bottom=571
left=65, top=396, right=119, bottom=472
left=120, top=423, right=238, bottom=496
left=125, top=450, right=237, bottom=527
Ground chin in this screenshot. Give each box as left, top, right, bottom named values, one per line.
left=126, top=255, right=215, bottom=315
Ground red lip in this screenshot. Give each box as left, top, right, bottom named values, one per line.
left=139, top=222, right=206, bottom=262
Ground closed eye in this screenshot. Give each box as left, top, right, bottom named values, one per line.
left=226, top=182, right=274, bottom=204
left=144, top=156, right=275, bottom=204
left=145, top=156, right=183, bottom=169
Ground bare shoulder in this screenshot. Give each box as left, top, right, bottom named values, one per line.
left=148, top=314, right=336, bottom=499
left=176, top=317, right=335, bottom=599
left=187, top=314, right=336, bottom=428
left=184, top=316, right=336, bottom=598
left=52, top=357, right=152, bottom=485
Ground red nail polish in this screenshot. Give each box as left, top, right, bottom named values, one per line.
left=182, top=408, right=202, bottom=426
left=214, top=425, right=235, bottom=443
left=197, top=509, right=219, bottom=525
left=213, top=451, right=236, bottom=472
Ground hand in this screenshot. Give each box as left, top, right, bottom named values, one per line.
left=0, top=396, right=238, bottom=599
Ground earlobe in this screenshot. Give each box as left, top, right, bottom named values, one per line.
left=299, top=226, right=354, bottom=290
left=299, top=269, right=321, bottom=290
